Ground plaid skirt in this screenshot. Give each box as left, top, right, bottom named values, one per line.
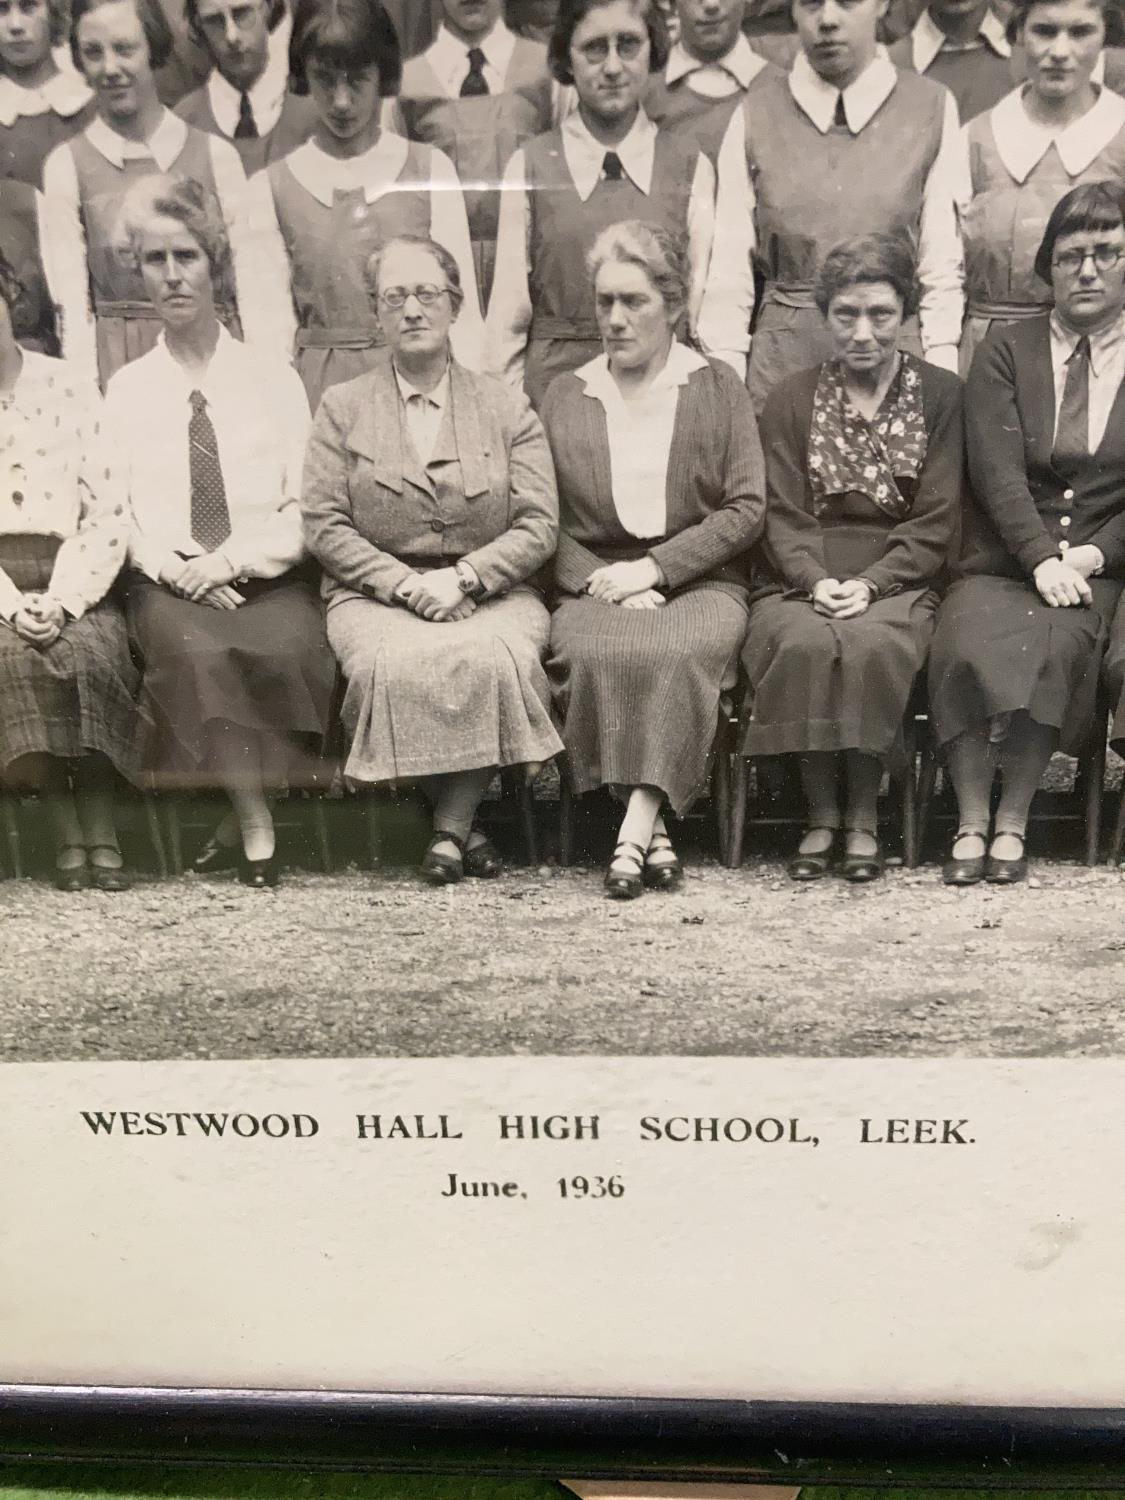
left=0, top=535, right=140, bottom=778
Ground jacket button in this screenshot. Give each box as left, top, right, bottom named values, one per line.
left=1059, top=539, right=1070, bottom=552
left=1060, top=515, right=1071, bottom=527
left=1063, top=488, right=1075, bottom=500
left=430, top=518, right=445, bottom=531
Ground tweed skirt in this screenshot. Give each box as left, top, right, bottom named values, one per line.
left=741, top=587, right=937, bottom=765
left=929, top=574, right=1125, bottom=754
left=0, top=536, right=140, bottom=778
left=548, top=584, right=749, bottom=816
left=328, top=585, right=562, bottom=784
left=125, top=572, right=336, bottom=788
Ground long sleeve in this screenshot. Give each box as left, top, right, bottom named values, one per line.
left=428, top=146, right=485, bottom=370
left=38, top=147, right=98, bottom=389
left=965, top=335, right=1056, bottom=576
left=0, top=567, right=23, bottom=621
left=860, top=373, right=963, bottom=596
left=684, top=151, right=715, bottom=337
left=301, top=389, right=414, bottom=604
left=460, top=392, right=558, bottom=593
left=211, top=136, right=296, bottom=365
left=647, top=367, right=766, bottom=589
left=917, top=90, right=966, bottom=370
left=48, top=397, right=129, bottom=617
left=483, top=146, right=533, bottom=387
left=696, top=107, right=756, bottom=380
left=757, top=384, right=830, bottom=592
left=222, top=367, right=310, bottom=575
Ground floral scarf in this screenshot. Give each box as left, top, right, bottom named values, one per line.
left=807, top=353, right=927, bottom=522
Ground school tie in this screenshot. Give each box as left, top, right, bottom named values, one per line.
left=1053, top=335, right=1091, bottom=474
left=188, top=389, right=232, bottom=552
left=460, top=46, right=489, bottom=96
left=833, top=92, right=848, bottom=128
left=234, top=89, right=258, bottom=139
left=602, top=150, right=625, bottom=182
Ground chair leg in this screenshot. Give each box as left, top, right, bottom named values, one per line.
left=517, top=774, right=538, bottom=866
left=363, top=792, right=383, bottom=870
left=713, top=740, right=732, bottom=868
left=1111, top=777, right=1125, bottom=866
left=558, top=764, right=575, bottom=868
left=143, top=794, right=169, bottom=878
left=901, top=715, right=918, bottom=869
left=3, top=796, right=21, bottom=879
left=1085, top=716, right=1108, bottom=867
left=730, top=756, right=749, bottom=870
left=164, top=801, right=184, bottom=875
left=312, top=797, right=333, bottom=873
left=915, top=736, right=940, bottom=867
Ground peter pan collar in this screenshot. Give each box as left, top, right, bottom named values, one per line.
left=665, top=33, right=768, bottom=89
left=911, top=5, right=1010, bottom=72
left=84, top=107, right=187, bottom=169
left=577, top=340, right=709, bottom=402
left=788, top=46, right=897, bottom=134
left=987, top=82, right=1125, bottom=183
left=0, top=67, right=90, bottom=127
left=283, top=129, right=410, bottom=206
left=561, top=107, right=657, bottom=200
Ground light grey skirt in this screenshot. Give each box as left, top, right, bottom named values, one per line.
left=328, top=585, right=563, bottom=784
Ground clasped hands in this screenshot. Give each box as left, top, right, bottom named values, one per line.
left=812, top=577, right=874, bottom=619
left=161, top=552, right=242, bottom=609
left=9, top=592, right=66, bottom=646
left=395, top=566, right=477, bottom=622
left=584, top=556, right=665, bottom=610
left=1033, top=547, right=1102, bottom=608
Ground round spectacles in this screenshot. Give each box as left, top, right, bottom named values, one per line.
left=1052, top=246, right=1125, bottom=275
left=575, top=33, right=645, bottom=64
left=377, top=284, right=452, bottom=309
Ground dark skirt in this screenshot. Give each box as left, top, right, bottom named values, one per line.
left=547, top=583, right=749, bottom=816
left=929, top=574, right=1125, bottom=754
left=741, top=586, right=937, bottom=764
left=1099, top=590, right=1125, bottom=754
left=124, top=571, right=336, bottom=789
left=0, top=535, right=139, bottom=778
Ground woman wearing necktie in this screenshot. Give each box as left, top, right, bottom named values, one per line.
left=485, top=0, right=726, bottom=408
left=107, top=175, right=335, bottom=888
left=929, top=181, right=1125, bottom=885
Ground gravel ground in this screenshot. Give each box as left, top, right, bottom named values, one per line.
left=4, top=832, right=1125, bottom=1060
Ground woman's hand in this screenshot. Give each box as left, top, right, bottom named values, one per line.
left=1033, top=556, right=1092, bottom=608
left=11, top=593, right=64, bottom=646
left=403, top=567, right=466, bottom=621
left=811, top=578, right=873, bottom=618
left=621, top=589, right=666, bottom=610
left=177, top=552, right=239, bottom=603
left=585, top=557, right=664, bottom=605
left=200, top=585, right=245, bottom=610
left=1063, top=544, right=1105, bottom=580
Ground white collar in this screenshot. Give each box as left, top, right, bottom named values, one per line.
left=84, top=107, right=187, bottom=169
left=204, top=28, right=289, bottom=137
left=148, top=323, right=239, bottom=399
left=788, top=46, right=897, bottom=133
left=988, top=83, right=1125, bottom=182
left=911, top=5, right=1010, bottom=71
left=577, top=340, right=709, bottom=401
left=665, top=33, right=768, bottom=89
left=426, top=18, right=517, bottom=87
left=283, top=130, right=409, bottom=206
left=0, top=67, right=90, bottom=127
left=1050, top=309, right=1125, bottom=377
left=393, top=360, right=450, bottom=410
left=561, top=108, right=657, bottom=200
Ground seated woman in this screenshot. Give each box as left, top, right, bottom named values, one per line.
left=930, top=181, right=1125, bottom=886
left=742, top=233, right=962, bottom=882
left=105, top=174, right=336, bottom=888
left=0, top=245, right=137, bottom=890
left=542, top=219, right=765, bottom=899
left=301, top=232, right=562, bottom=885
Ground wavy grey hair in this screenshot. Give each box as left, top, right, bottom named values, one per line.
left=117, top=174, right=232, bottom=283
left=364, top=234, right=465, bottom=314
left=586, top=219, right=688, bottom=319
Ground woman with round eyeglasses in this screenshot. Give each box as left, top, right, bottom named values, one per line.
left=930, top=181, right=1125, bottom=887
left=485, top=0, right=725, bottom=409
left=267, top=0, right=484, bottom=412
left=959, top=0, right=1125, bottom=372
left=0, top=0, right=93, bottom=190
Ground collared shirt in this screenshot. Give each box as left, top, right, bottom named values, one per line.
left=1049, top=310, right=1125, bottom=451
left=102, top=326, right=311, bottom=582
left=282, top=131, right=484, bottom=369
left=205, top=30, right=291, bottom=140
left=910, top=5, right=1010, bottom=73
left=484, top=109, right=718, bottom=384
left=426, top=18, right=518, bottom=96
left=664, top=33, right=769, bottom=98
left=38, top=108, right=295, bottom=388
left=982, top=82, right=1125, bottom=185
left=0, top=68, right=90, bottom=128
left=0, top=351, right=124, bottom=620
left=393, top=361, right=450, bottom=467
left=704, top=47, right=966, bottom=375
left=575, top=341, right=709, bottom=538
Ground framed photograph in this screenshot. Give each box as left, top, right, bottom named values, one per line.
left=2, top=0, right=1125, bottom=1483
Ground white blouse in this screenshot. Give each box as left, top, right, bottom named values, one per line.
left=0, top=351, right=125, bottom=621
left=575, top=341, right=709, bottom=539
left=102, top=328, right=311, bottom=583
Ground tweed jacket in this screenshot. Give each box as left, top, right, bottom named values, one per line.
left=540, top=354, right=766, bottom=598
left=960, top=317, right=1125, bottom=582
left=301, top=354, right=559, bottom=609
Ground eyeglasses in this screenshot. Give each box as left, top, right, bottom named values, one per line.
left=377, top=284, right=452, bottom=309
left=574, top=32, right=646, bottom=63
left=1052, top=246, right=1125, bottom=275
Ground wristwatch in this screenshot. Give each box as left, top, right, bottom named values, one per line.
left=455, top=560, right=483, bottom=598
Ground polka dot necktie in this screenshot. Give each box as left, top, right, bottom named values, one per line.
left=460, top=46, right=489, bottom=96
left=1052, top=335, right=1091, bottom=476
left=602, top=151, right=625, bottom=182
left=234, top=89, right=259, bottom=139
left=188, top=389, right=232, bottom=552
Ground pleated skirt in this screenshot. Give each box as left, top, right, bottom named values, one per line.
left=929, top=574, right=1125, bottom=754
left=125, top=573, right=336, bottom=788
left=0, top=536, right=140, bottom=778
left=548, top=584, right=749, bottom=816
left=741, top=587, right=937, bottom=764
left=328, top=585, right=562, bottom=784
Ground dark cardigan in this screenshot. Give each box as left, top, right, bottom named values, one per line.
left=752, top=356, right=964, bottom=599
left=540, top=354, right=767, bottom=599
left=960, top=316, right=1125, bottom=582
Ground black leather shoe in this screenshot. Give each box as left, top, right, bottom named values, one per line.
left=643, top=831, right=682, bottom=890
left=53, top=846, right=89, bottom=891
left=192, top=832, right=240, bottom=875
left=464, top=827, right=503, bottom=879
left=238, top=853, right=280, bottom=889
left=985, top=833, right=1027, bottom=885
left=840, top=832, right=884, bottom=883
left=786, top=828, right=838, bottom=881
left=943, top=832, right=987, bottom=886
left=421, top=830, right=465, bottom=885
left=605, top=839, right=645, bottom=900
